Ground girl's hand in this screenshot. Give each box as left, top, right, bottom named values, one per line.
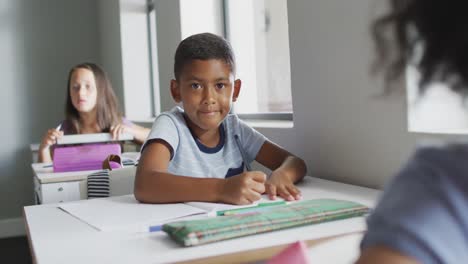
left=265, top=170, right=302, bottom=201
left=220, top=171, right=266, bottom=205
left=110, top=123, right=132, bottom=140
left=39, top=129, right=63, bottom=151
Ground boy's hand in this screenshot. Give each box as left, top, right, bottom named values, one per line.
left=220, top=171, right=266, bottom=205
left=265, top=170, right=302, bottom=201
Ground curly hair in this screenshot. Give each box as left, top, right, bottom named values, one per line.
left=173, top=33, right=236, bottom=80
left=372, top=0, right=468, bottom=95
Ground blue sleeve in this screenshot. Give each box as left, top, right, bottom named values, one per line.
left=236, top=118, right=267, bottom=163
left=140, top=114, right=179, bottom=158
left=361, top=148, right=468, bottom=263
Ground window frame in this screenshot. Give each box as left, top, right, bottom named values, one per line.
left=223, top=0, right=293, bottom=122
left=145, top=0, right=293, bottom=123
left=147, top=0, right=161, bottom=117
left=236, top=112, right=293, bottom=121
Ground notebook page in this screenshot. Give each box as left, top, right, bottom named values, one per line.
left=59, top=195, right=206, bottom=232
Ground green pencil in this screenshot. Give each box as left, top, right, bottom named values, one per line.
left=216, top=200, right=287, bottom=216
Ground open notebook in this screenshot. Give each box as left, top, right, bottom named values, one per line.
left=53, top=133, right=135, bottom=173
left=58, top=195, right=285, bottom=233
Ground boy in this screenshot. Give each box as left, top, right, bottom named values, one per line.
left=135, top=33, right=307, bottom=205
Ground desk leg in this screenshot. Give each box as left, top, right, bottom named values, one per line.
left=33, top=177, right=42, bottom=205
left=23, top=209, right=38, bottom=264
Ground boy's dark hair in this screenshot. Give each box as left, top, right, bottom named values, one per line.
left=65, top=62, right=122, bottom=134
left=174, top=33, right=236, bottom=79
left=372, top=0, right=468, bottom=95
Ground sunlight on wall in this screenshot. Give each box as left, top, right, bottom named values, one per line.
left=407, top=65, right=468, bottom=134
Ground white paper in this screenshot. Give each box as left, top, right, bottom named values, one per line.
left=56, top=133, right=133, bottom=145
left=59, top=195, right=288, bottom=233
left=307, top=233, right=363, bottom=263
left=59, top=195, right=206, bottom=232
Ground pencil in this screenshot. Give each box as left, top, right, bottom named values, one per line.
left=217, top=201, right=287, bottom=216
left=149, top=224, right=163, bottom=232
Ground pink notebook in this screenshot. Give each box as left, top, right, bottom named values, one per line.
left=53, top=143, right=121, bottom=172
left=268, top=241, right=310, bottom=264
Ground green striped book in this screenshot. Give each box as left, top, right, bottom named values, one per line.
left=162, top=199, right=369, bottom=246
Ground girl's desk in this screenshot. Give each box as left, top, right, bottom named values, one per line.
left=32, top=152, right=139, bottom=204
left=23, top=177, right=380, bottom=264
left=31, top=162, right=95, bottom=204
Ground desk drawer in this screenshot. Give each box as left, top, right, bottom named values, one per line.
left=41, top=181, right=82, bottom=204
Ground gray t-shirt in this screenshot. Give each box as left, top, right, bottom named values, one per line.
left=142, top=107, right=267, bottom=178
left=361, top=143, right=468, bottom=263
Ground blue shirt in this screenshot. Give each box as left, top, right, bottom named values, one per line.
left=142, top=107, right=267, bottom=178
left=361, top=143, right=468, bottom=263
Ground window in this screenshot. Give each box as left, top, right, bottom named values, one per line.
left=105, top=0, right=158, bottom=122
left=225, top=0, right=293, bottom=120
left=145, top=0, right=293, bottom=121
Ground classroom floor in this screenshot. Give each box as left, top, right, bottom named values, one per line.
left=0, top=236, right=32, bottom=264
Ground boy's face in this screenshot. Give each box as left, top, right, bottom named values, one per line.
left=171, top=59, right=241, bottom=135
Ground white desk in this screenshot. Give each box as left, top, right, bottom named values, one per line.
left=24, top=177, right=380, bottom=264
left=32, top=152, right=139, bottom=204
left=32, top=162, right=94, bottom=204
left=32, top=163, right=100, bottom=204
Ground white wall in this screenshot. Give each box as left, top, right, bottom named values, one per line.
left=285, top=0, right=419, bottom=188
left=259, top=1, right=466, bottom=189
left=138, top=0, right=421, bottom=189
left=0, top=0, right=100, bottom=227
left=154, top=0, right=183, bottom=112
left=98, top=0, right=125, bottom=109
